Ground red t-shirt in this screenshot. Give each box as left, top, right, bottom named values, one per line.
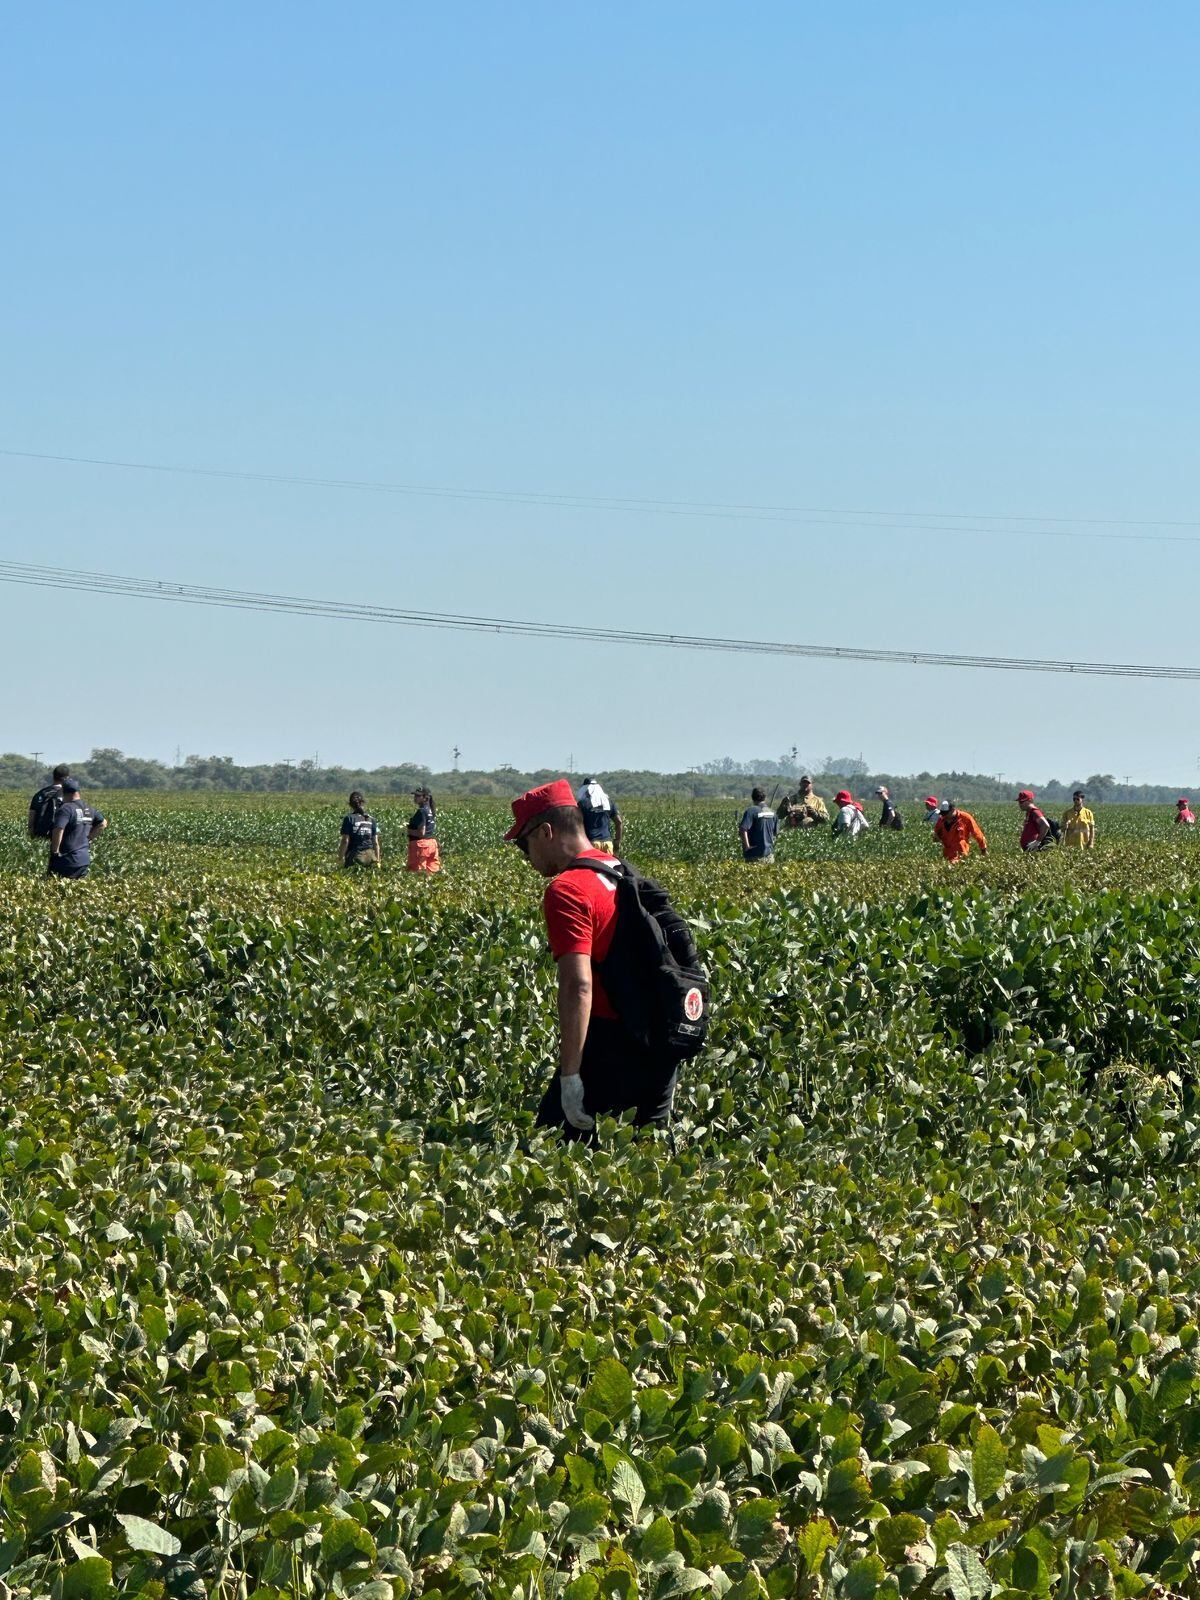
left=1020, top=807, right=1047, bottom=848
left=542, top=850, right=620, bottom=1020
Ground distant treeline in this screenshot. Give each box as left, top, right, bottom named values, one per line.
left=0, top=749, right=1192, bottom=806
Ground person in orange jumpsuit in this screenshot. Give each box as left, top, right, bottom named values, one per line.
left=932, top=798, right=988, bottom=863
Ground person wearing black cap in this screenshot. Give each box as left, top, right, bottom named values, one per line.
left=48, top=778, right=106, bottom=879
left=933, top=799, right=988, bottom=863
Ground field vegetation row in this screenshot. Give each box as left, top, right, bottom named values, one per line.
left=2, top=797, right=1199, bottom=1599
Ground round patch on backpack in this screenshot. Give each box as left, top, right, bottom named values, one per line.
left=684, top=987, right=704, bottom=1022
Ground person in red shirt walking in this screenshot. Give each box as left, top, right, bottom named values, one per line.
left=1016, top=789, right=1052, bottom=851
left=506, top=779, right=678, bottom=1139
left=932, top=799, right=988, bottom=863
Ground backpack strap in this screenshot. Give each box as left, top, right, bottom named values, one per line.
left=564, top=855, right=622, bottom=877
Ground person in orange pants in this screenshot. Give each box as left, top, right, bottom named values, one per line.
left=406, top=786, right=441, bottom=873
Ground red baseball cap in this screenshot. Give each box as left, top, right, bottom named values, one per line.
left=1017, top=789, right=1034, bottom=802
left=1178, top=797, right=1190, bottom=807
left=924, top=795, right=938, bottom=807
left=504, top=779, right=579, bottom=840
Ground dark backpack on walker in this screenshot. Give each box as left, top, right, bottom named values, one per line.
left=566, top=857, right=710, bottom=1060
left=29, top=785, right=61, bottom=840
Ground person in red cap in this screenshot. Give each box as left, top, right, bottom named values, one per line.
left=1017, top=789, right=1052, bottom=852
left=506, top=780, right=679, bottom=1139
left=831, top=788, right=869, bottom=838
left=923, top=795, right=940, bottom=824
left=1176, top=798, right=1195, bottom=827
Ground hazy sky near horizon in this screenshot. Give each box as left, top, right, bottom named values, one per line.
left=2, top=4, right=1198, bottom=785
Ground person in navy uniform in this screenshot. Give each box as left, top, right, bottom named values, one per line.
left=48, top=777, right=106, bottom=879
left=739, top=787, right=779, bottom=861
left=575, top=778, right=623, bottom=855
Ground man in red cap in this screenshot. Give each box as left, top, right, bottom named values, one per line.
left=1017, top=789, right=1051, bottom=852
left=506, top=780, right=678, bottom=1139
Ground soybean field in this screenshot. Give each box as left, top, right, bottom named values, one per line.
left=2, top=794, right=1200, bottom=1600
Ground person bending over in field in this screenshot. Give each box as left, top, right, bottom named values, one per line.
left=831, top=789, right=870, bottom=839
left=933, top=799, right=987, bottom=863
left=1176, top=798, right=1196, bottom=827
left=406, top=787, right=441, bottom=873
left=1017, top=789, right=1053, bottom=851
left=338, top=791, right=381, bottom=869
left=507, top=780, right=699, bottom=1140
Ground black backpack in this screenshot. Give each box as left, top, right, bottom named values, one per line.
left=29, top=785, right=61, bottom=840
left=565, top=857, right=710, bottom=1060
left=1045, top=816, right=1062, bottom=844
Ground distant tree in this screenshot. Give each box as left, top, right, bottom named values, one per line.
left=820, top=754, right=869, bottom=778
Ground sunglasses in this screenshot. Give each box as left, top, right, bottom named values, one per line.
left=512, top=819, right=546, bottom=856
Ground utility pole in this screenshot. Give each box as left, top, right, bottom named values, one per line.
left=568, top=752, right=575, bottom=774
left=31, top=750, right=42, bottom=768
left=452, top=746, right=461, bottom=772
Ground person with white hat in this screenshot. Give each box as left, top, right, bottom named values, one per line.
left=875, top=785, right=903, bottom=831
left=575, top=777, right=622, bottom=855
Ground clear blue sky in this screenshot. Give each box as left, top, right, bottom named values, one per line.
left=2, top=3, right=1198, bottom=783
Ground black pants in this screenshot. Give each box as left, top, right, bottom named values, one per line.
left=48, top=858, right=89, bottom=880
left=536, top=1017, right=677, bottom=1142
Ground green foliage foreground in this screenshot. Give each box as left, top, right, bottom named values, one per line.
left=2, top=799, right=1200, bottom=1599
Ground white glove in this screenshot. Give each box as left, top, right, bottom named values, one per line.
left=560, top=1073, right=594, bottom=1131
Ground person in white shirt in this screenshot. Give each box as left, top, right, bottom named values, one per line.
left=832, top=789, right=870, bottom=839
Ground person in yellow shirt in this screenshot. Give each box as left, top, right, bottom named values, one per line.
left=1061, top=789, right=1095, bottom=849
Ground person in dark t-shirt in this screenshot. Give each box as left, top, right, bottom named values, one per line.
left=29, top=763, right=72, bottom=844
left=739, top=787, right=779, bottom=861
left=875, top=785, right=903, bottom=830
left=48, top=779, right=106, bottom=879
left=338, top=791, right=380, bottom=868
left=406, top=786, right=441, bottom=873
left=575, top=779, right=622, bottom=854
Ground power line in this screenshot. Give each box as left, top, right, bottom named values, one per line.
left=0, top=557, right=1196, bottom=683
left=2, top=446, right=1199, bottom=546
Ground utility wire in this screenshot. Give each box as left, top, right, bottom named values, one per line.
left=2, top=446, right=1199, bottom=545
left=0, top=557, right=1196, bottom=682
